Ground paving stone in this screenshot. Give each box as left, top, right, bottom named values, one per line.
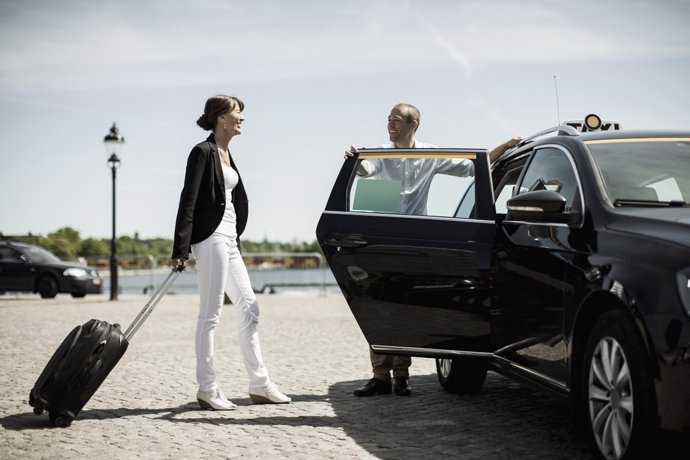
left=0, top=292, right=600, bottom=459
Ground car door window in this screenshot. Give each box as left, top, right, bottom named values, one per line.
left=427, top=174, right=475, bottom=217
left=0, top=247, right=24, bottom=263
left=517, top=147, right=581, bottom=213
left=350, top=151, right=477, bottom=218
left=493, top=167, right=523, bottom=215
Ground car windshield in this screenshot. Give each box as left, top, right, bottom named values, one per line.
left=22, top=245, right=62, bottom=263
left=586, top=138, right=690, bottom=206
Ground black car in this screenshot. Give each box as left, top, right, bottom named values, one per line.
left=316, top=119, right=690, bottom=460
left=0, top=241, right=102, bottom=298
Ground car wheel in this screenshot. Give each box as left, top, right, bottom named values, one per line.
left=38, top=276, right=59, bottom=298
left=71, top=292, right=87, bottom=298
left=435, top=356, right=487, bottom=394
left=582, top=310, right=657, bottom=460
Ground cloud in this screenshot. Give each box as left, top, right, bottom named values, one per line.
left=406, top=2, right=474, bottom=78
left=1, top=0, right=689, bottom=93
left=469, top=94, right=519, bottom=134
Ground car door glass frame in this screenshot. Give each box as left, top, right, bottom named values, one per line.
left=345, top=148, right=495, bottom=222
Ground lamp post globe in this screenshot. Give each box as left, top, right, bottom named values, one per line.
left=104, top=123, right=124, bottom=301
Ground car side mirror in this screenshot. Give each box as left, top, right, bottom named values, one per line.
left=506, top=190, right=579, bottom=224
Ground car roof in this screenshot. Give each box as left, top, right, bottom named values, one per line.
left=0, top=241, right=37, bottom=250
left=494, top=128, right=690, bottom=168
left=1, top=240, right=23, bottom=246
left=576, top=129, right=690, bottom=141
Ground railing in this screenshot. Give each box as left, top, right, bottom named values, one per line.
left=97, top=252, right=337, bottom=296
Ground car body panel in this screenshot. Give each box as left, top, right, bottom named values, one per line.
left=318, top=149, right=496, bottom=354
left=317, top=131, right=690, bottom=440
left=0, top=242, right=102, bottom=296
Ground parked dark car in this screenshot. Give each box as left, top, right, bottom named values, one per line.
left=316, top=119, right=690, bottom=460
left=0, top=241, right=102, bottom=298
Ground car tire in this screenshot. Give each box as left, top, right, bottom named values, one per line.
left=580, top=310, right=657, bottom=460
left=38, top=276, right=59, bottom=299
left=435, top=357, right=487, bottom=394
left=71, top=292, right=87, bottom=298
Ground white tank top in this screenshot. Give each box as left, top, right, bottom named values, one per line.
left=213, top=162, right=239, bottom=238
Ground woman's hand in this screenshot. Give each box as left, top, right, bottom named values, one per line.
left=171, top=258, right=187, bottom=272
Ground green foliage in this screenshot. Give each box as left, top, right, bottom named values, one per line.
left=241, top=238, right=321, bottom=254
left=80, top=238, right=109, bottom=257
left=48, top=227, right=81, bottom=245
left=2, top=227, right=322, bottom=261
left=4, top=233, right=45, bottom=246
left=42, top=237, right=78, bottom=259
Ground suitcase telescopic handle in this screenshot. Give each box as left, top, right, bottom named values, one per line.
left=123, top=268, right=183, bottom=341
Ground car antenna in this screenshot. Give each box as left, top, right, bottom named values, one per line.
left=553, top=75, right=561, bottom=125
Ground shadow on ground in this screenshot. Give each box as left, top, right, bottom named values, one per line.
left=322, top=372, right=688, bottom=460
left=3, top=372, right=687, bottom=459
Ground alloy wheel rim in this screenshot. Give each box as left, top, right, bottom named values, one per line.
left=588, top=336, right=633, bottom=460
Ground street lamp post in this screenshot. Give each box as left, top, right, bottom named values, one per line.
left=104, top=123, right=124, bottom=301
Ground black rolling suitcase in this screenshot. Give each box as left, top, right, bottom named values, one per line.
left=29, top=269, right=181, bottom=427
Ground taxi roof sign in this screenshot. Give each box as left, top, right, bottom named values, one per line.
left=563, top=114, right=621, bottom=132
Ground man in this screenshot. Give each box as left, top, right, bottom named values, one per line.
left=347, top=102, right=522, bottom=397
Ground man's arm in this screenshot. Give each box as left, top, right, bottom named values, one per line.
left=488, top=135, right=524, bottom=163
left=357, top=159, right=381, bottom=177
left=437, top=158, right=474, bottom=177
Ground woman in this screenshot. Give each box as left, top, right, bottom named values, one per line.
left=171, top=94, right=290, bottom=410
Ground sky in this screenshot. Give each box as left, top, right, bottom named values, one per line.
left=1, top=0, right=689, bottom=244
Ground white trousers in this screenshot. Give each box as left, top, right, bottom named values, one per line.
left=191, top=234, right=270, bottom=392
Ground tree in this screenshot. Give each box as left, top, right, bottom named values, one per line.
left=80, top=238, right=109, bottom=258
left=43, top=237, right=78, bottom=260
left=4, top=227, right=323, bottom=260
left=49, top=227, right=81, bottom=245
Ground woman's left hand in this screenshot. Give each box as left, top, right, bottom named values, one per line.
left=171, top=258, right=187, bottom=272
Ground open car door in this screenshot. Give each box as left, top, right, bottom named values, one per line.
left=316, top=148, right=496, bottom=358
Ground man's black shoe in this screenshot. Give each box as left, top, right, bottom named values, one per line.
left=353, top=378, right=392, bottom=396
left=393, top=377, right=412, bottom=396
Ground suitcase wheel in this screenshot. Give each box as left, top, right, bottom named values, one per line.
left=31, top=394, right=47, bottom=415
left=50, top=411, right=75, bottom=428
left=33, top=402, right=44, bottom=416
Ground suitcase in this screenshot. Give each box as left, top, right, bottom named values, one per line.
left=29, top=269, right=181, bottom=427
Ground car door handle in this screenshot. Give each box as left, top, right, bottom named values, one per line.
left=324, top=237, right=368, bottom=248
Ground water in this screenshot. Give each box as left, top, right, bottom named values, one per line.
left=103, top=267, right=340, bottom=296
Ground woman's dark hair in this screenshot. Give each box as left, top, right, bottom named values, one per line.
left=196, top=95, right=245, bottom=131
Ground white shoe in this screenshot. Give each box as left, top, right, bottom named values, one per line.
left=197, top=387, right=237, bottom=410
left=249, top=383, right=291, bottom=404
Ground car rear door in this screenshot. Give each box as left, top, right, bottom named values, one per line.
left=316, top=148, right=496, bottom=356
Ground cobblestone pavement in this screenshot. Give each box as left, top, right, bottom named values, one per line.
left=0, top=292, right=685, bottom=459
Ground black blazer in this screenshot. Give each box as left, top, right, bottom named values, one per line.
left=172, top=134, right=248, bottom=259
